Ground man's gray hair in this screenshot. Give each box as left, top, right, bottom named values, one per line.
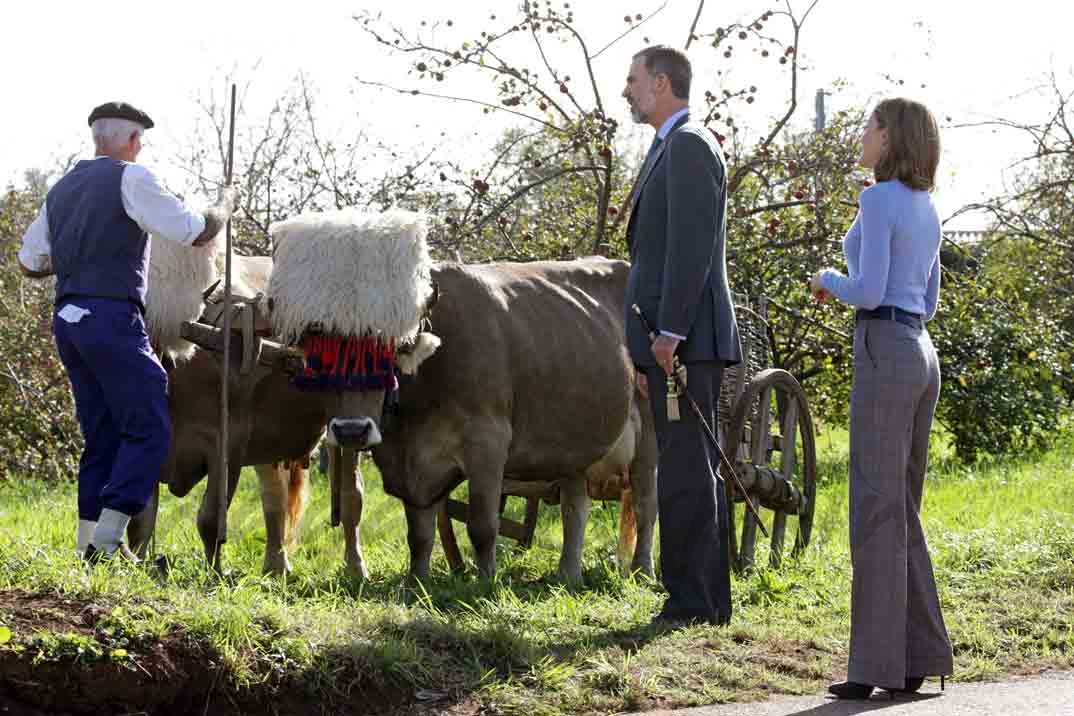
left=633, top=45, right=692, bottom=101
left=91, top=117, right=143, bottom=150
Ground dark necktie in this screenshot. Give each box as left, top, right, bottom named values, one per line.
left=625, top=136, right=664, bottom=248
left=630, top=135, right=663, bottom=204
left=640, top=135, right=663, bottom=177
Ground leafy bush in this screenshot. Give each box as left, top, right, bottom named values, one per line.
left=0, top=182, right=80, bottom=480
left=930, top=238, right=1072, bottom=461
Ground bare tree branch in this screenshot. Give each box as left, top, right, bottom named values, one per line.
left=464, top=165, right=608, bottom=238
left=684, top=0, right=706, bottom=50
left=355, top=78, right=556, bottom=129
left=590, top=1, right=670, bottom=61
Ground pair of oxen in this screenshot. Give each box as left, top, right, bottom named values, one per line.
left=133, top=209, right=658, bottom=585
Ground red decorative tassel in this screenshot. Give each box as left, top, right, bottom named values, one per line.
left=340, top=337, right=352, bottom=378
left=327, top=336, right=339, bottom=376
left=294, top=332, right=400, bottom=393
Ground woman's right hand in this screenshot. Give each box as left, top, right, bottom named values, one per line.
left=809, top=270, right=832, bottom=303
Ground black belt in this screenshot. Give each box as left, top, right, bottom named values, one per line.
left=855, top=306, right=923, bottom=329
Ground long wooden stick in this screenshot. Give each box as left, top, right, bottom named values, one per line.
left=218, top=83, right=237, bottom=548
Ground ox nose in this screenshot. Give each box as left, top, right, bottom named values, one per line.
left=327, top=417, right=382, bottom=449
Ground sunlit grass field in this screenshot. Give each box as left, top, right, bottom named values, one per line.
left=0, top=424, right=1071, bottom=713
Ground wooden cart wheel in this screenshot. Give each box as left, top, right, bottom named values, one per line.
left=722, top=368, right=817, bottom=572
left=436, top=495, right=542, bottom=574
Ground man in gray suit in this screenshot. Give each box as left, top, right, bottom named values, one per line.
left=621, top=45, right=742, bottom=626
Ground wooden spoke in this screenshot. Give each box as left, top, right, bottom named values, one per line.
left=723, top=369, right=818, bottom=572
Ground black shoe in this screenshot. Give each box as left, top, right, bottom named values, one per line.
left=649, top=613, right=693, bottom=629
left=827, top=681, right=874, bottom=699
left=650, top=611, right=729, bottom=629
left=83, top=543, right=141, bottom=566
left=899, top=676, right=925, bottom=693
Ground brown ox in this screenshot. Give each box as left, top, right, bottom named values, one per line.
left=130, top=255, right=336, bottom=575
left=133, top=250, right=432, bottom=578
left=370, top=257, right=658, bottom=584
left=135, top=250, right=655, bottom=584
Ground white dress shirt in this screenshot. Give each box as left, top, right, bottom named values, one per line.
left=657, top=107, right=690, bottom=141
left=17, top=157, right=207, bottom=273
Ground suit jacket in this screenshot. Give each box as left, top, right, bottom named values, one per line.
left=625, top=114, right=742, bottom=368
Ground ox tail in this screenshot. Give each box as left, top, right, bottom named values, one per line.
left=617, top=485, right=638, bottom=572
left=285, top=458, right=310, bottom=547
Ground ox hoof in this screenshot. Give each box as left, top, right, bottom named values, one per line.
left=555, top=567, right=585, bottom=588
left=405, top=569, right=431, bottom=584
left=404, top=569, right=433, bottom=596
left=262, top=556, right=293, bottom=577
left=214, top=568, right=242, bottom=586
left=630, top=563, right=656, bottom=582
left=345, top=562, right=369, bottom=582
left=402, top=572, right=436, bottom=604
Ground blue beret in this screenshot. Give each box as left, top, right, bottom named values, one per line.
left=87, top=101, right=155, bottom=129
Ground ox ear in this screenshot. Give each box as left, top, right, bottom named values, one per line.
left=423, top=281, right=439, bottom=317
left=396, top=332, right=441, bottom=375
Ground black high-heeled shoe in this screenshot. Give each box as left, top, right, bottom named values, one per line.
left=900, top=676, right=925, bottom=693
left=827, top=681, right=875, bottom=699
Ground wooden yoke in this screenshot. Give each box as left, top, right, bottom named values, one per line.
left=180, top=320, right=305, bottom=375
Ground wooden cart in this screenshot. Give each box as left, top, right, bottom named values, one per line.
left=717, top=295, right=817, bottom=571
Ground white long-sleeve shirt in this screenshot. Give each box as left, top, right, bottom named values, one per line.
left=17, top=157, right=207, bottom=274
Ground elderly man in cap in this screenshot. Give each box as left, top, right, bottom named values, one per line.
left=17, top=101, right=238, bottom=562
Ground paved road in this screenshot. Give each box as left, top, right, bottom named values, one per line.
left=636, top=671, right=1074, bottom=716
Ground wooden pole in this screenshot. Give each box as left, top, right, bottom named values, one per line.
left=218, top=83, right=237, bottom=550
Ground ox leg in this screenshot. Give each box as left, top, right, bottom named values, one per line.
left=464, top=442, right=509, bottom=580
left=629, top=413, right=659, bottom=579
left=127, top=481, right=159, bottom=559
left=337, top=448, right=369, bottom=580
left=256, top=463, right=292, bottom=576
left=556, top=477, right=591, bottom=586
left=197, top=460, right=241, bottom=573
left=405, top=500, right=441, bottom=581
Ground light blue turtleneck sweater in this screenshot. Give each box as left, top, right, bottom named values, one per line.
left=820, top=179, right=941, bottom=321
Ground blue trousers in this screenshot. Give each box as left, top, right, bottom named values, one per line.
left=53, top=297, right=171, bottom=520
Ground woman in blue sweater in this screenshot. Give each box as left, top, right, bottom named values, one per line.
left=810, top=98, right=954, bottom=700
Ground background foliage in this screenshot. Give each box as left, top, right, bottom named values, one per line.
left=1, top=2, right=1071, bottom=471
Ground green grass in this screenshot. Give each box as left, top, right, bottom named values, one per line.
left=0, top=425, right=1071, bottom=713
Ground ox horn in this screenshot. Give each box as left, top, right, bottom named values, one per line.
left=202, top=278, right=222, bottom=302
